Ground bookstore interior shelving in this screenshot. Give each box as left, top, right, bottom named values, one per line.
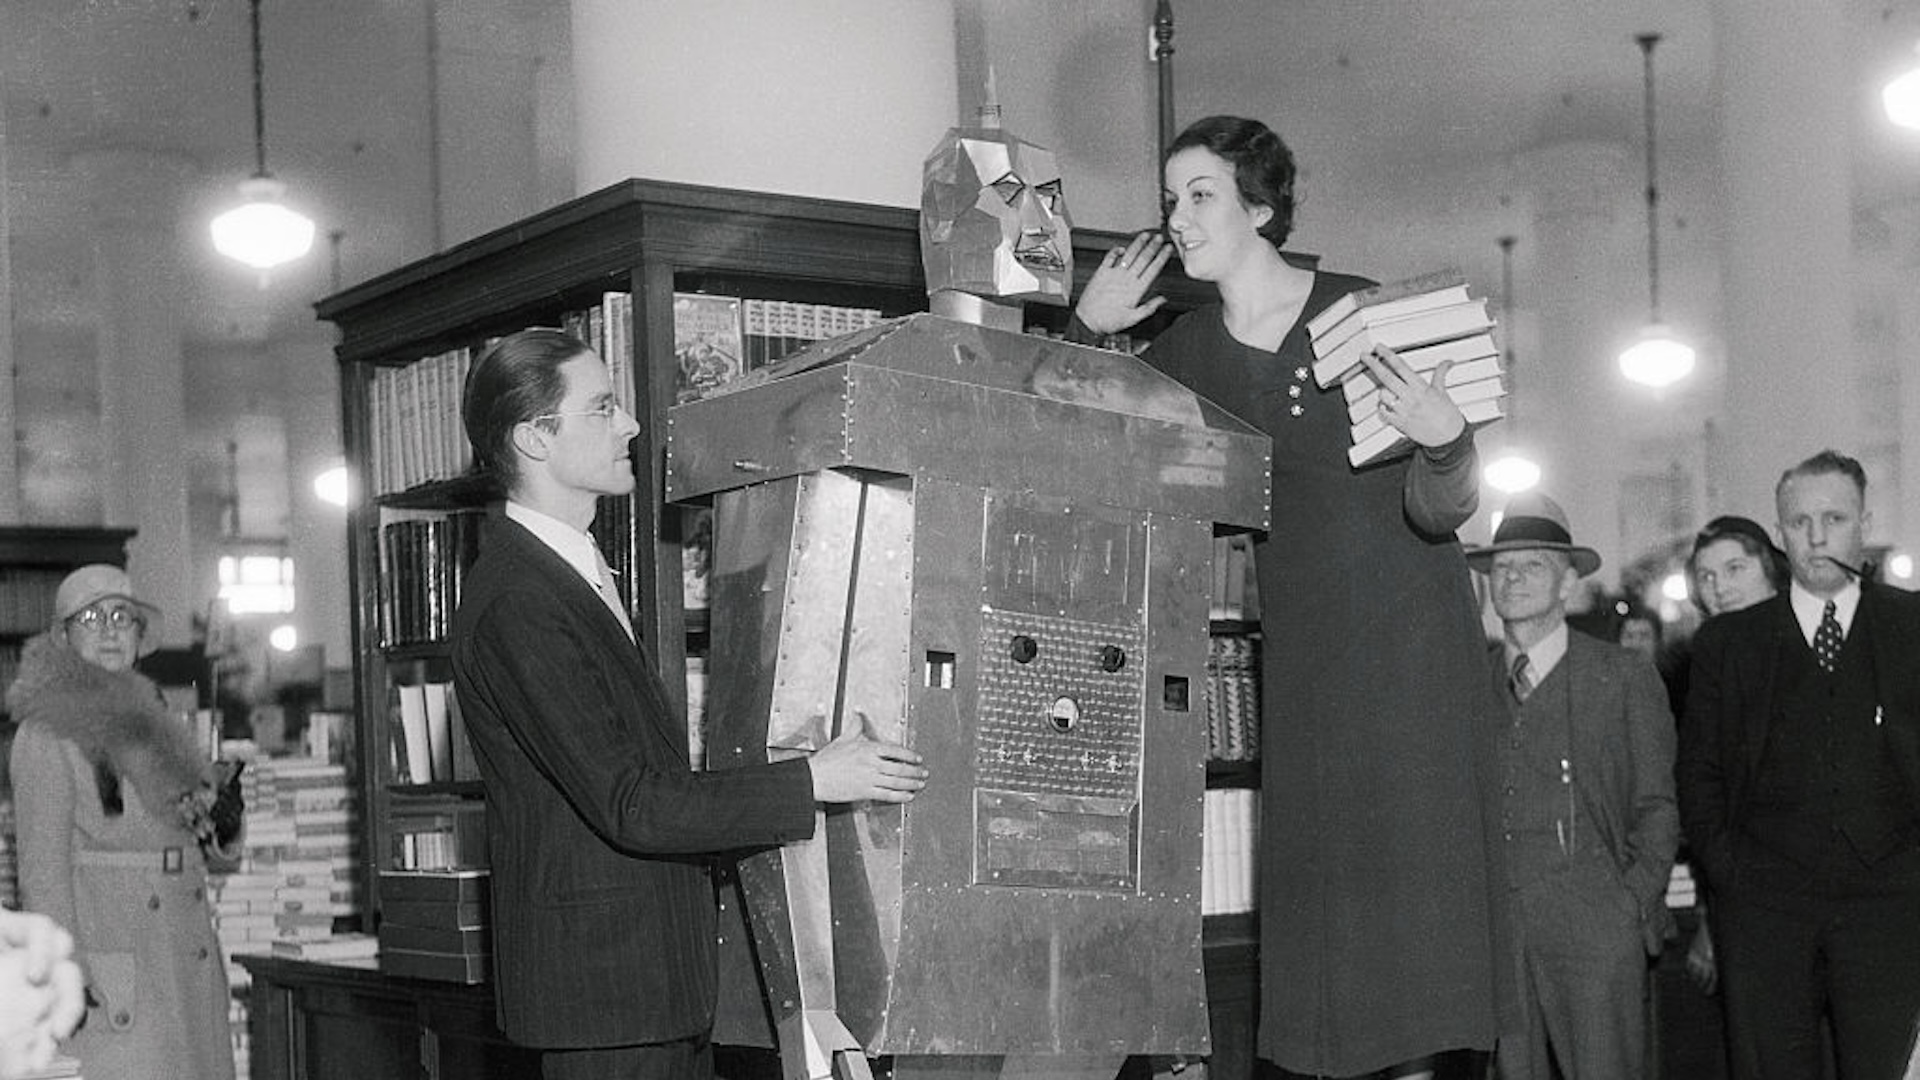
left=289, top=177, right=1262, bottom=1080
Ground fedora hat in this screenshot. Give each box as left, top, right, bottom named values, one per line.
left=1466, top=492, right=1602, bottom=578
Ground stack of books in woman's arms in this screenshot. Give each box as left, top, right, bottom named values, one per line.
left=1307, top=270, right=1506, bottom=467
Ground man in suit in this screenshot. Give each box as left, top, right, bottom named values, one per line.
left=1678, top=449, right=1920, bottom=1080
left=1468, top=491, right=1679, bottom=1080
left=451, top=328, right=928, bottom=1080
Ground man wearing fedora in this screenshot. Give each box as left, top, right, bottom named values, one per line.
left=1678, top=450, right=1920, bottom=1080
left=1469, top=492, right=1679, bottom=1080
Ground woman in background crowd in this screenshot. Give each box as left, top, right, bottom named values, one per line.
left=1676, top=515, right=1785, bottom=995
left=1076, top=114, right=1507, bottom=1080
left=8, top=565, right=241, bottom=1080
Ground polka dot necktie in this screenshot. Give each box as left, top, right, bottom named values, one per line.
left=1510, top=653, right=1534, bottom=703
left=1814, top=599, right=1843, bottom=673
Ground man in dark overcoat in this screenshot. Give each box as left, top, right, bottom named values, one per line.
left=1678, top=449, right=1920, bottom=1080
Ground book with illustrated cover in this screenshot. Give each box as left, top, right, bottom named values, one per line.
left=673, top=293, right=745, bottom=403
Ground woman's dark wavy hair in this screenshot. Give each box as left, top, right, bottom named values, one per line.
left=1165, top=115, right=1297, bottom=248
left=461, top=328, right=590, bottom=492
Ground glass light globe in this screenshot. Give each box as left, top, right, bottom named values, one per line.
left=1885, top=64, right=1920, bottom=130
left=1484, top=453, right=1541, bottom=494
left=313, top=464, right=350, bottom=508
left=210, top=176, right=316, bottom=270
left=1618, top=324, right=1696, bottom=388
left=1661, top=571, right=1691, bottom=603
left=1890, top=552, right=1914, bottom=581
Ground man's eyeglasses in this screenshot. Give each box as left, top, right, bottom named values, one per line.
left=68, top=605, right=146, bottom=635
left=529, top=401, right=624, bottom=425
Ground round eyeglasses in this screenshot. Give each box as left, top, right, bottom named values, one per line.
left=529, top=401, right=624, bottom=425
left=68, top=605, right=146, bottom=635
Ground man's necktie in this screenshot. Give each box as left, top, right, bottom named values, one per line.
left=1814, top=599, right=1842, bottom=673
left=1510, top=652, right=1534, bottom=703
left=592, top=550, right=636, bottom=642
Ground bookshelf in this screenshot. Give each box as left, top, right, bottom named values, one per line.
left=314, top=178, right=1260, bottom=1071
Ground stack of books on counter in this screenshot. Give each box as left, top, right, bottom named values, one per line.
left=377, top=869, right=491, bottom=984
left=1306, top=270, right=1506, bottom=467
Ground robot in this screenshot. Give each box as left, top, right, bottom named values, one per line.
left=666, top=107, right=1269, bottom=1080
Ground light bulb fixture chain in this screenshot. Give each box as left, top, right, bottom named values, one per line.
left=1637, top=32, right=1662, bottom=323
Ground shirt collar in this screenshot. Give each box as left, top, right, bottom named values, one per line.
left=1789, top=578, right=1861, bottom=643
left=505, top=500, right=603, bottom=592
left=1508, top=621, right=1570, bottom=683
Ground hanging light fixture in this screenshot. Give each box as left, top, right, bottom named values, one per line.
left=210, top=0, right=315, bottom=271
left=1485, top=235, right=1540, bottom=494
left=1886, top=41, right=1920, bottom=129
left=1618, top=32, right=1695, bottom=389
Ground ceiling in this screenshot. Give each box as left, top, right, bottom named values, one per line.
left=4, top=0, right=1919, bottom=566
left=7, top=1, right=1917, bottom=342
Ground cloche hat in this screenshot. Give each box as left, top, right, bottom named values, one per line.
left=1465, top=492, right=1602, bottom=578
left=55, top=563, right=160, bottom=622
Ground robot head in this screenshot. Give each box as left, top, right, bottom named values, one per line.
left=920, top=114, right=1073, bottom=307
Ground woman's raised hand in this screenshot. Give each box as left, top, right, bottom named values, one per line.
left=1075, top=232, right=1174, bottom=336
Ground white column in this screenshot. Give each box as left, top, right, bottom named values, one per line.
left=1876, top=202, right=1920, bottom=565
left=1511, top=139, right=1639, bottom=576
left=1712, top=0, right=1857, bottom=519
left=0, top=91, right=17, bottom=520
left=571, top=0, right=959, bottom=207
left=72, top=149, right=196, bottom=645
left=277, top=328, right=353, bottom=669
left=431, top=0, right=560, bottom=246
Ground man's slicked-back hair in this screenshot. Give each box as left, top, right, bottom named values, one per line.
left=1776, top=448, right=1868, bottom=502
left=462, top=328, right=590, bottom=492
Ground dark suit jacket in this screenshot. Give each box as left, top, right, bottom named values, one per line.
left=1490, top=629, right=1681, bottom=954
left=1676, top=582, right=1920, bottom=898
left=451, top=513, right=816, bottom=1049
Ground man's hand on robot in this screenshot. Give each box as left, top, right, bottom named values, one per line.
left=806, top=723, right=929, bottom=806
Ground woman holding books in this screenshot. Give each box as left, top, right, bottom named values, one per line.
left=7, top=565, right=242, bottom=1080
left=1075, top=115, right=1508, bottom=1080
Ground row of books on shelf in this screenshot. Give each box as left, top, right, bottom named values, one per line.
left=1202, top=787, right=1258, bottom=916
left=1306, top=270, right=1508, bottom=468
left=673, top=292, right=887, bottom=403
left=1206, top=632, right=1260, bottom=764
left=389, top=679, right=480, bottom=786
left=366, top=292, right=635, bottom=499
left=1210, top=534, right=1259, bottom=624
left=378, top=514, right=483, bottom=648
left=0, top=567, right=68, bottom=635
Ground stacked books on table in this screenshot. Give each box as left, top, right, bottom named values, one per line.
left=1306, top=270, right=1505, bottom=467
left=377, top=869, right=490, bottom=984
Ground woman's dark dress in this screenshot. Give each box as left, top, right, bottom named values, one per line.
left=1144, top=270, right=1510, bottom=1076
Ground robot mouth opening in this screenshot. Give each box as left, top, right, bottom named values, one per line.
left=1016, top=246, right=1065, bottom=272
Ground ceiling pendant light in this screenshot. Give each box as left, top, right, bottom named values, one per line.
left=1618, top=32, right=1694, bottom=389
left=210, top=0, right=314, bottom=272
left=1485, top=234, right=1540, bottom=494
left=1886, top=41, right=1920, bottom=130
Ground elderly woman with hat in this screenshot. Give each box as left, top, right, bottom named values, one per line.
left=7, top=564, right=240, bottom=1080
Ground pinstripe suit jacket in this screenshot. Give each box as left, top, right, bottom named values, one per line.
left=451, top=512, right=815, bottom=1049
